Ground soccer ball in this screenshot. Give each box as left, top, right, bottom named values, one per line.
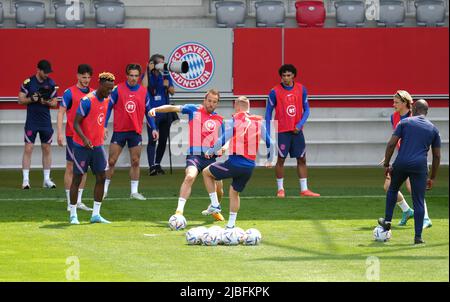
left=221, top=228, right=240, bottom=246
left=234, top=227, right=245, bottom=244
left=373, top=226, right=392, bottom=242
left=202, top=229, right=221, bottom=246
left=243, top=228, right=262, bottom=245
left=168, top=214, right=187, bottom=231
left=185, top=228, right=202, bottom=245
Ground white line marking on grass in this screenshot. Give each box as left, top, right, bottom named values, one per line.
left=0, top=195, right=447, bottom=202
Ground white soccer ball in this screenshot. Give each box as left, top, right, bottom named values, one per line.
left=234, top=227, right=245, bottom=244
left=221, top=228, right=240, bottom=246
left=243, top=228, right=262, bottom=245
left=373, top=226, right=392, bottom=242
left=202, top=229, right=221, bottom=246
left=185, top=228, right=202, bottom=245
left=168, top=214, right=187, bottom=231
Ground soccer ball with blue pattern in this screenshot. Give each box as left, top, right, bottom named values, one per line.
left=243, top=228, right=262, bottom=245
left=185, top=226, right=207, bottom=245
left=168, top=214, right=187, bottom=231
left=221, top=228, right=240, bottom=246
left=202, top=228, right=221, bottom=246
left=373, top=226, right=392, bottom=242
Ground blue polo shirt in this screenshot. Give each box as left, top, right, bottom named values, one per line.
left=393, top=115, right=441, bottom=171
left=20, top=75, right=57, bottom=130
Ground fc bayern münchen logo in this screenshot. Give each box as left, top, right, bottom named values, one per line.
left=168, top=42, right=215, bottom=90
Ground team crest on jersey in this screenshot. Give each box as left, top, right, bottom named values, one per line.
left=286, top=105, right=296, bottom=117
left=125, top=100, right=136, bottom=113
left=168, top=42, right=215, bottom=90
left=204, top=119, right=217, bottom=132
left=97, top=113, right=105, bottom=126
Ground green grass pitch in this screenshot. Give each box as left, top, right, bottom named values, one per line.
left=0, top=167, right=448, bottom=281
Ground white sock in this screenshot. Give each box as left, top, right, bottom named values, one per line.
left=227, top=212, right=237, bottom=228
left=77, top=189, right=84, bottom=204
left=131, top=180, right=139, bottom=194
left=176, top=197, right=187, bottom=213
left=104, top=179, right=111, bottom=194
left=22, top=169, right=30, bottom=183
left=276, top=178, right=284, bottom=190
left=92, top=201, right=102, bottom=216
left=424, top=199, right=429, bottom=219
left=43, top=169, right=50, bottom=181
left=209, top=192, right=220, bottom=207
left=65, top=189, right=71, bottom=206
left=70, top=204, right=77, bottom=217
left=300, top=178, right=308, bottom=192
left=397, top=199, right=411, bottom=212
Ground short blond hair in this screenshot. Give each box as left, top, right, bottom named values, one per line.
left=235, top=96, right=250, bottom=111
left=98, top=72, right=115, bottom=82
left=394, top=90, right=413, bottom=109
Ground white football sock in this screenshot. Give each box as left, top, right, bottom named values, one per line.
left=104, top=179, right=111, bottom=194
left=176, top=197, right=187, bottom=213
left=131, top=180, right=139, bottom=194
left=92, top=201, right=102, bottom=216
left=65, top=189, right=71, bottom=206
left=77, top=189, right=84, bottom=204
left=227, top=212, right=237, bottom=228
left=424, top=199, right=429, bottom=219
left=276, top=178, right=284, bottom=190
left=70, top=204, right=77, bottom=217
left=43, top=169, right=50, bottom=182
left=300, top=178, right=308, bottom=192
left=209, top=192, right=220, bottom=207
left=22, top=169, right=30, bottom=183
left=397, top=199, right=411, bottom=212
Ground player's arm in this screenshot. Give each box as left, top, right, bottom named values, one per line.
left=74, top=98, right=93, bottom=149
left=383, top=134, right=400, bottom=177
left=206, top=119, right=234, bottom=158
left=427, top=129, right=442, bottom=190
left=57, top=89, right=71, bottom=146
left=40, top=82, right=58, bottom=108
left=18, top=79, right=37, bottom=105
left=149, top=104, right=182, bottom=116
left=295, top=87, right=310, bottom=132
left=104, top=86, right=118, bottom=128
left=265, top=90, right=276, bottom=136
left=261, top=121, right=275, bottom=166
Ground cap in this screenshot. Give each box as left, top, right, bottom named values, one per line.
left=37, top=59, right=53, bottom=73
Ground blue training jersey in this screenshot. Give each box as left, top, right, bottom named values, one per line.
left=393, top=115, right=441, bottom=170
left=20, top=75, right=57, bottom=130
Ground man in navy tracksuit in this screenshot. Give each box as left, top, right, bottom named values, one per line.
left=378, top=99, right=441, bottom=244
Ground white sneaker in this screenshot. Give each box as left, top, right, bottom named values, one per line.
left=77, top=202, right=93, bottom=211
left=22, top=182, right=31, bottom=189
left=130, top=192, right=146, bottom=200
left=43, top=179, right=56, bottom=189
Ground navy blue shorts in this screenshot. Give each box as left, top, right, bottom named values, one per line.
left=186, top=155, right=216, bottom=172
left=111, top=131, right=142, bottom=148
left=277, top=131, right=306, bottom=158
left=24, top=128, right=54, bottom=144
left=73, top=145, right=107, bottom=175
left=66, top=136, right=75, bottom=162
left=209, top=160, right=254, bottom=192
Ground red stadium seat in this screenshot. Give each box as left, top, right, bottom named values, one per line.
left=295, top=1, right=326, bottom=27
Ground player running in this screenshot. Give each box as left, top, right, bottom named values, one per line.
left=148, top=89, right=225, bottom=221
left=202, top=96, right=274, bottom=229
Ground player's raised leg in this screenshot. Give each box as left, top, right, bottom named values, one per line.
left=175, top=166, right=199, bottom=215
left=384, top=176, right=414, bottom=226
left=201, top=166, right=222, bottom=216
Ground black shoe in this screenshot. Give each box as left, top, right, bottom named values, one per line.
left=414, top=237, right=425, bottom=245
left=155, top=165, right=165, bottom=175
left=149, top=166, right=158, bottom=176
left=377, top=218, right=391, bottom=231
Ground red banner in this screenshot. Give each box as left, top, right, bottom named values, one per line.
left=0, top=29, right=150, bottom=97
